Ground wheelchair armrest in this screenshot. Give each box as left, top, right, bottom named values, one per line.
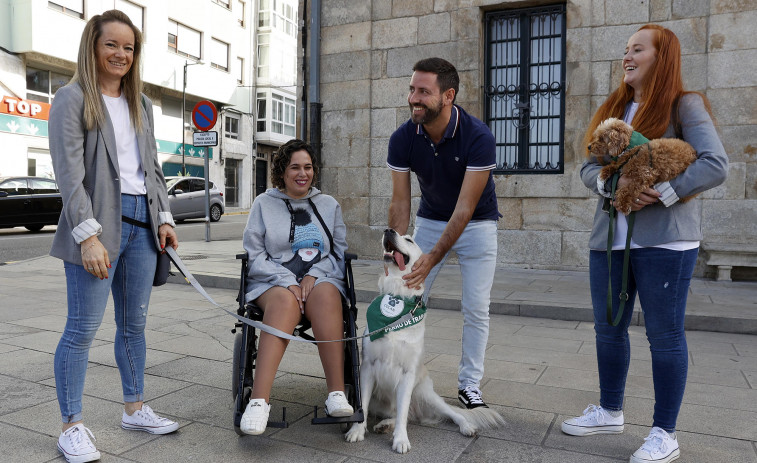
left=344, top=252, right=357, bottom=262
left=236, top=252, right=247, bottom=260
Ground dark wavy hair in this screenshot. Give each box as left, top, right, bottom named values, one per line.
left=271, top=139, right=319, bottom=190
left=413, top=57, right=459, bottom=102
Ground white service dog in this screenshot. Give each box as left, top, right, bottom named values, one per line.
left=345, top=228, right=504, bottom=453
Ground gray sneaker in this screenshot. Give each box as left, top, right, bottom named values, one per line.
left=561, top=404, right=624, bottom=436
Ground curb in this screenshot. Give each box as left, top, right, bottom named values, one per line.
left=171, top=273, right=757, bottom=335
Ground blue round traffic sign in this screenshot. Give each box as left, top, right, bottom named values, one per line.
left=192, top=100, right=218, bottom=132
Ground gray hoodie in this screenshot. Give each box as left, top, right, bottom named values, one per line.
left=243, top=187, right=347, bottom=303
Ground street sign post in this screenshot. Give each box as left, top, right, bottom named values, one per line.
left=190, top=100, right=218, bottom=243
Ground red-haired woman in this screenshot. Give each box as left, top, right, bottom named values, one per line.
left=562, top=25, right=728, bottom=463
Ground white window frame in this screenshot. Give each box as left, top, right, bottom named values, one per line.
left=224, top=114, right=240, bottom=139
left=236, top=57, right=244, bottom=84
left=26, top=67, right=72, bottom=104
left=210, top=38, right=229, bottom=72
left=212, top=0, right=230, bottom=8
left=168, top=19, right=201, bottom=60
left=115, top=0, right=144, bottom=32
left=235, top=0, right=246, bottom=27
left=48, top=1, right=83, bottom=19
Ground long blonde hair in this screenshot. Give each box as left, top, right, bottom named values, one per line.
left=72, top=9, right=144, bottom=132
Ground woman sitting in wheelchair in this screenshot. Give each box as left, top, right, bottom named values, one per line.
left=240, top=139, right=353, bottom=435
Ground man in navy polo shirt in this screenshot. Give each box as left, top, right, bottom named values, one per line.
left=387, top=57, right=500, bottom=409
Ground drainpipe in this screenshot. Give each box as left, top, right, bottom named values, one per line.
left=308, top=0, right=322, bottom=164
left=299, top=0, right=308, bottom=140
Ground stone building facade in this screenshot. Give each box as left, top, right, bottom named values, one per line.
left=301, top=0, right=757, bottom=278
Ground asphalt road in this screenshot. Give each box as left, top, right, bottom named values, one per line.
left=0, top=213, right=248, bottom=264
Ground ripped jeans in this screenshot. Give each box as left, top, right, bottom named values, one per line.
left=54, top=194, right=158, bottom=423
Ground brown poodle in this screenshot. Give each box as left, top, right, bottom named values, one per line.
left=588, top=118, right=697, bottom=215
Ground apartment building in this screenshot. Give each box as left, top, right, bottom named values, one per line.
left=0, top=0, right=299, bottom=209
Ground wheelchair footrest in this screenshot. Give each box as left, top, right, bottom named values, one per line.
left=266, top=406, right=289, bottom=428
left=311, top=406, right=365, bottom=425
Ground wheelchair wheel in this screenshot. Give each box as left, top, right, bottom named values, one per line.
left=232, top=326, right=258, bottom=436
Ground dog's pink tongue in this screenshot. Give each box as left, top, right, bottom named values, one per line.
left=394, top=251, right=406, bottom=271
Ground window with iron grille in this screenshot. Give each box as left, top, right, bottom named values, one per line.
left=485, top=5, right=566, bottom=174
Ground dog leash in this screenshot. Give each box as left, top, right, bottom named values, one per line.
left=605, top=172, right=636, bottom=327
left=165, top=247, right=423, bottom=344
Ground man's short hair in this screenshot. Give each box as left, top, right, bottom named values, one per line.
left=412, top=57, right=459, bottom=100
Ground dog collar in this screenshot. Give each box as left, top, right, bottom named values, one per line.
left=366, top=294, right=427, bottom=341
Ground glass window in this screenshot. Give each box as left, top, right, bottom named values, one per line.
left=225, top=115, right=239, bottom=139
left=48, top=1, right=83, bottom=18
left=212, top=0, right=230, bottom=8
left=29, top=178, right=58, bottom=194
left=256, top=94, right=266, bottom=132
left=168, top=20, right=201, bottom=59
left=0, top=179, right=30, bottom=195
left=211, top=38, right=229, bottom=71
left=26, top=67, right=72, bottom=103
left=235, top=0, right=245, bottom=26
left=236, top=57, right=244, bottom=84
left=485, top=5, right=566, bottom=174
left=116, top=0, right=143, bottom=32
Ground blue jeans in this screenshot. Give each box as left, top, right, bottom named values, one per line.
left=590, top=247, right=697, bottom=432
left=54, top=194, right=158, bottom=423
left=413, top=216, right=497, bottom=390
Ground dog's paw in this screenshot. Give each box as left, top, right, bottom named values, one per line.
left=345, top=423, right=366, bottom=443
left=458, top=421, right=476, bottom=437
left=392, top=436, right=411, bottom=454
left=373, top=418, right=395, bottom=434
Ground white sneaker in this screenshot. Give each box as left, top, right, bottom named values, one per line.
left=121, top=404, right=179, bottom=434
left=240, top=398, right=270, bottom=435
left=630, top=427, right=680, bottom=463
left=324, top=391, right=353, bottom=417
left=57, top=423, right=101, bottom=463
left=561, top=404, right=624, bottom=436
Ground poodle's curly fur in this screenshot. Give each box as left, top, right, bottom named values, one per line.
left=589, top=118, right=697, bottom=215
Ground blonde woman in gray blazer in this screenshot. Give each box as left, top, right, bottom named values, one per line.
left=49, top=11, right=179, bottom=463
left=562, top=25, right=727, bottom=463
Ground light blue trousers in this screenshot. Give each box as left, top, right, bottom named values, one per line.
left=413, top=216, right=498, bottom=390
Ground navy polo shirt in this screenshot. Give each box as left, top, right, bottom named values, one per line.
left=387, top=105, right=499, bottom=222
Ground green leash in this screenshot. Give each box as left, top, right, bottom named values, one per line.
left=606, top=172, right=636, bottom=326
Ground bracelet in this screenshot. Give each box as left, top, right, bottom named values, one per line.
left=81, top=242, right=96, bottom=254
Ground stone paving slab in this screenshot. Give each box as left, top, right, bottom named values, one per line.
left=0, top=245, right=755, bottom=461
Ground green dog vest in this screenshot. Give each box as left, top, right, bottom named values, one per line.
left=366, top=294, right=427, bottom=341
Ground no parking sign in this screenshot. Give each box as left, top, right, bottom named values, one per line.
left=191, top=100, right=218, bottom=132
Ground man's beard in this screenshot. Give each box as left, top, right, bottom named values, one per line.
left=409, top=101, right=442, bottom=125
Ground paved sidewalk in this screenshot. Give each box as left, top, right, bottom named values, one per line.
left=0, top=240, right=755, bottom=462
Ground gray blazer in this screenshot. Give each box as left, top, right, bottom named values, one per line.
left=580, top=93, right=729, bottom=250
left=48, top=83, right=172, bottom=264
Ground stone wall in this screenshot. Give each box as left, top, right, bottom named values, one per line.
left=305, top=0, right=757, bottom=277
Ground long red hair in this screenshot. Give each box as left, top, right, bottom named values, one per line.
left=583, top=24, right=710, bottom=154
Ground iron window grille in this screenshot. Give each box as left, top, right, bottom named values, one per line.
left=485, top=5, right=567, bottom=174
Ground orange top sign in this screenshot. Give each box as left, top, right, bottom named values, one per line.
left=1, top=96, right=51, bottom=120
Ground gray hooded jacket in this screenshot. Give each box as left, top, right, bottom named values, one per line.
left=243, top=187, right=347, bottom=303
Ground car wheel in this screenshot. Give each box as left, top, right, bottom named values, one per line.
left=25, top=224, right=44, bottom=232
left=210, top=204, right=222, bottom=222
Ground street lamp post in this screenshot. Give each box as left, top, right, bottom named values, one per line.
left=181, top=59, right=203, bottom=176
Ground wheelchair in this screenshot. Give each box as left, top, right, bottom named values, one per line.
left=231, top=252, right=364, bottom=435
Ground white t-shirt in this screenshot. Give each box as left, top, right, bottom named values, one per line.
left=103, top=93, right=146, bottom=195
left=609, top=102, right=698, bottom=251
